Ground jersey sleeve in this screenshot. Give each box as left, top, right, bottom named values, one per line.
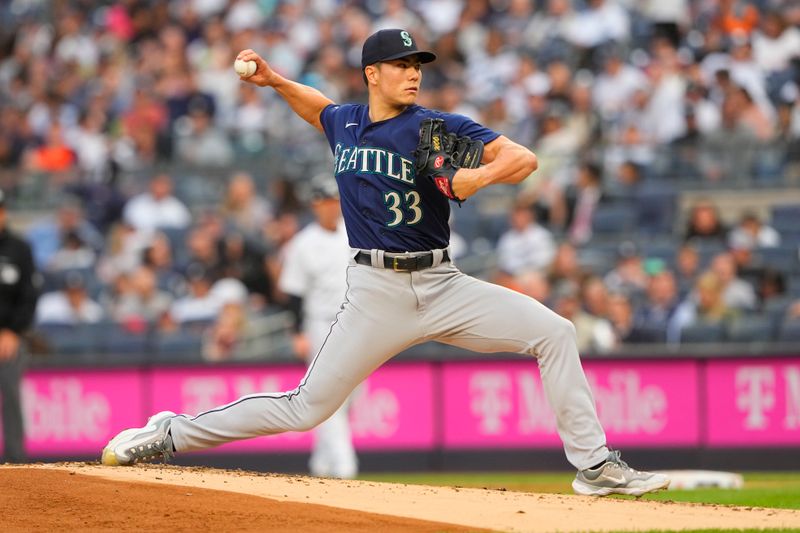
left=439, top=111, right=501, bottom=145
left=319, top=103, right=340, bottom=145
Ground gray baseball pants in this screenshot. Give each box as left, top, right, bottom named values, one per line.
left=171, top=252, right=609, bottom=470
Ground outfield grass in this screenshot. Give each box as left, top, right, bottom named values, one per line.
left=358, top=471, right=800, bottom=511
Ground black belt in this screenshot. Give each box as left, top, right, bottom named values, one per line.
left=354, top=250, right=449, bottom=272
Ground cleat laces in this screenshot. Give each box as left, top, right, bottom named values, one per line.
left=128, top=434, right=174, bottom=464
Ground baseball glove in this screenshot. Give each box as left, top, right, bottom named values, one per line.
left=414, top=118, right=484, bottom=203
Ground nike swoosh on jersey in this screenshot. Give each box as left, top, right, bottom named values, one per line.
left=345, top=122, right=359, bottom=128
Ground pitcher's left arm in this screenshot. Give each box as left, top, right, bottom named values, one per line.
left=451, top=136, right=538, bottom=200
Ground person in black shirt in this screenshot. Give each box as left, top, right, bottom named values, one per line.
left=0, top=189, right=39, bottom=462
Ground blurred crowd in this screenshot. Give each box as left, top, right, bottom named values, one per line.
left=493, top=199, right=800, bottom=352
left=0, top=0, right=799, bottom=358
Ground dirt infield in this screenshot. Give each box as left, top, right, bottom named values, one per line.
left=0, top=467, right=482, bottom=533
left=3, top=464, right=800, bottom=532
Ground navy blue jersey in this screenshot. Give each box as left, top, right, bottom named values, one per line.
left=319, top=104, right=500, bottom=252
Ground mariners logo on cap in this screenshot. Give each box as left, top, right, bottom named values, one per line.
left=361, top=29, right=437, bottom=69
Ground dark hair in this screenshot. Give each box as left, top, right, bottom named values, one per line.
left=759, top=268, right=786, bottom=295
left=740, top=211, right=760, bottom=224
left=581, top=162, right=602, bottom=182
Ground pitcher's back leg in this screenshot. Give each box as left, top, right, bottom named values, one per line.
left=424, top=266, right=608, bottom=470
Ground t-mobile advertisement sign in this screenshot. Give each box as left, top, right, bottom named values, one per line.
left=10, top=357, right=800, bottom=457
left=441, top=360, right=699, bottom=448
left=14, top=363, right=435, bottom=456
left=706, top=359, right=800, bottom=446
left=19, top=369, right=146, bottom=455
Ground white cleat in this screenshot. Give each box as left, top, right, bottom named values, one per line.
left=573, top=450, right=671, bottom=497
left=101, top=411, right=176, bottom=466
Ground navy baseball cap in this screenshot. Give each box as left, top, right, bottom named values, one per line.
left=361, top=29, right=436, bottom=69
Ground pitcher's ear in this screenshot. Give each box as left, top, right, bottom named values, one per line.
left=365, top=64, right=379, bottom=86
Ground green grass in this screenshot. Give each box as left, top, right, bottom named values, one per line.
left=359, top=471, right=800, bottom=511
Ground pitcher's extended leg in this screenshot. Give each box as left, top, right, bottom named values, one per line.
left=422, top=265, right=608, bottom=470
left=170, top=265, right=420, bottom=452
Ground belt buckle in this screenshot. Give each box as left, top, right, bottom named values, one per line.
left=392, top=256, right=412, bottom=272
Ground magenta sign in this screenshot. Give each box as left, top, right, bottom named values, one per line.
left=349, top=362, right=435, bottom=450
left=19, top=369, right=145, bottom=455
left=11, top=357, right=800, bottom=458
left=587, top=360, right=699, bottom=446
left=148, top=362, right=435, bottom=452
left=441, top=360, right=699, bottom=448
left=706, top=359, right=800, bottom=446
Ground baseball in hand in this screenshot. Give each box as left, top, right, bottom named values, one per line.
left=234, top=58, right=257, bottom=78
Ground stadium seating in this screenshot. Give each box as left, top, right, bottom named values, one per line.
left=97, top=322, right=153, bottom=356
left=680, top=323, right=726, bottom=344
left=154, top=329, right=204, bottom=361
left=778, top=320, right=800, bottom=343
left=591, top=206, right=636, bottom=236
left=726, top=317, right=775, bottom=344
left=37, top=323, right=97, bottom=356
left=771, top=206, right=800, bottom=233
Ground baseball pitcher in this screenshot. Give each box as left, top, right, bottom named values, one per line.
left=102, top=29, right=669, bottom=496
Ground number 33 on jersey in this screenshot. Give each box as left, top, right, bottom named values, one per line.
left=320, top=103, right=499, bottom=253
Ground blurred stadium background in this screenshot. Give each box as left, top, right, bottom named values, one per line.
left=0, top=0, right=799, bottom=473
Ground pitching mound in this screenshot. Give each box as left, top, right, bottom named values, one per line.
left=3, top=464, right=800, bottom=532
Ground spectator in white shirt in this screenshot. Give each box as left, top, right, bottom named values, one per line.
left=109, top=266, right=174, bottom=326
left=465, top=28, right=520, bottom=105
left=593, top=50, right=649, bottom=120
left=710, top=252, right=757, bottom=311
left=168, top=265, right=219, bottom=324
left=565, top=0, right=630, bottom=50
left=230, top=84, right=269, bottom=144
left=123, top=173, right=192, bottom=232
left=224, top=0, right=265, bottom=32
left=374, top=0, right=423, bottom=33
left=752, top=11, right=800, bottom=76
left=36, top=271, right=104, bottom=325
left=523, top=0, right=576, bottom=53
left=67, top=110, right=109, bottom=182
left=496, top=202, right=556, bottom=275
left=46, top=231, right=96, bottom=273
left=175, top=105, right=235, bottom=167
left=728, top=212, right=781, bottom=250
left=169, top=266, right=249, bottom=325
